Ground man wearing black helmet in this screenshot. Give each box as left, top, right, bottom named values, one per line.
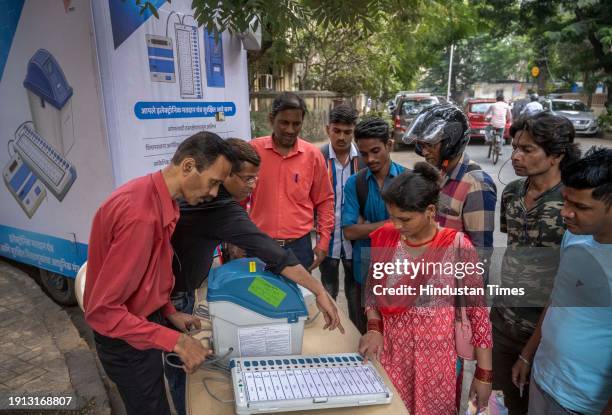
left=403, top=104, right=497, bottom=250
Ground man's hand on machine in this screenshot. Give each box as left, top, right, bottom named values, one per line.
left=315, top=289, right=345, bottom=334
left=167, top=311, right=202, bottom=332
left=173, top=333, right=212, bottom=374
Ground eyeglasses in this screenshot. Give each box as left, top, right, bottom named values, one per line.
left=235, top=173, right=258, bottom=185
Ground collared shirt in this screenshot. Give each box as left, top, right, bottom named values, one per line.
left=325, top=143, right=360, bottom=259
left=84, top=171, right=180, bottom=352
left=250, top=136, right=335, bottom=251
left=171, top=186, right=300, bottom=292
left=342, top=161, right=406, bottom=283
left=533, top=231, right=612, bottom=414
left=437, top=153, right=497, bottom=248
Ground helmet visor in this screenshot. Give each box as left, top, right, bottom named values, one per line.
left=403, top=114, right=459, bottom=146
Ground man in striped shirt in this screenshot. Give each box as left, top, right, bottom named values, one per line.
left=403, top=104, right=497, bottom=249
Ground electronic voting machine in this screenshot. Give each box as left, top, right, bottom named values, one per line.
left=206, top=258, right=393, bottom=414
left=229, top=353, right=392, bottom=414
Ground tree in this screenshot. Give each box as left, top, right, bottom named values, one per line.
left=191, top=0, right=388, bottom=39
left=481, top=0, right=612, bottom=110
left=186, top=0, right=493, bottom=98
left=392, top=1, right=489, bottom=97
left=419, top=34, right=534, bottom=97
left=281, top=18, right=402, bottom=97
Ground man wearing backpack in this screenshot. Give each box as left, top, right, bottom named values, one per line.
left=319, top=105, right=366, bottom=330
left=342, top=117, right=407, bottom=333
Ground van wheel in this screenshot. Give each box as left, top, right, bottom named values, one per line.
left=39, top=269, right=77, bottom=306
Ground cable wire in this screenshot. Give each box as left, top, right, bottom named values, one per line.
left=201, top=375, right=234, bottom=404
left=304, top=311, right=321, bottom=327
left=164, top=346, right=233, bottom=370
left=496, top=154, right=514, bottom=187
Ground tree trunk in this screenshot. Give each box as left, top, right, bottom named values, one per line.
left=606, top=79, right=612, bottom=113
left=537, top=59, right=547, bottom=94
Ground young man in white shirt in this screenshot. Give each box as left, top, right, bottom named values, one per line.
left=319, top=105, right=366, bottom=330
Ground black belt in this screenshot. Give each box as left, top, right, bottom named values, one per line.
left=275, top=238, right=299, bottom=247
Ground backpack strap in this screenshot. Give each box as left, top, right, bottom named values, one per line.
left=355, top=168, right=369, bottom=218
left=320, top=144, right=334, bottom=184
left=320, top=143, right=330, bottom=160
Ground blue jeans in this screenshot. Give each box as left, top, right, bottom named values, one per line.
left=163, top=291, right=195, bottom=415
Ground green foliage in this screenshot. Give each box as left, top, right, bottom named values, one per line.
left=190, top=0, right=389, bottom=39
left=249, top=111, right=271, bottom=139
left=598, top=111, right=612, bottom=131
left=135, top=0, right=611, bottom=108
left=483, top=0, right=612, bottom=106
left=245, top=0, right=490, bottom=99
left=419, top=34, right=533, bottom=93
left=283, top=19, right=402, bottom=98
left=123, top=0, right=167, bottom=18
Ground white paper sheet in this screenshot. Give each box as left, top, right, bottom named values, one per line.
left=238, top=325, right=292, bottom=356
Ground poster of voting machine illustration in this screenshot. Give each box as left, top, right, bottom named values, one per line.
left=0, top=0, right=252, bottom=280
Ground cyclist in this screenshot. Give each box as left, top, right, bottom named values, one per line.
left=486, top=94, right=512, bottom=145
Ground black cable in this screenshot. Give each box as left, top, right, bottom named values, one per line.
left=497, top=156, right=513, bottom=187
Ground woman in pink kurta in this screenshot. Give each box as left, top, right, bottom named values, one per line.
left=359, top=163, right=493, bottom=414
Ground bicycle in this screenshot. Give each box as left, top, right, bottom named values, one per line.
left=485, top=126, right=503, bottom=165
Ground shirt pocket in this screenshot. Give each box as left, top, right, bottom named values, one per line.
left=286, top=167, right=314, bottom=207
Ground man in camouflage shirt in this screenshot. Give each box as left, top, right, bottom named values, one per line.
left=492, top=112, right=580, bottom=414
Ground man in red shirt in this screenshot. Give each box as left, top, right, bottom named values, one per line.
left=84, top=132, right=237, bottom=415
left=249, top=92, right=335, bottom=272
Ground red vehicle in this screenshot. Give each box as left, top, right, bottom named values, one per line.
left=464, top=98, right=512, bottom=142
